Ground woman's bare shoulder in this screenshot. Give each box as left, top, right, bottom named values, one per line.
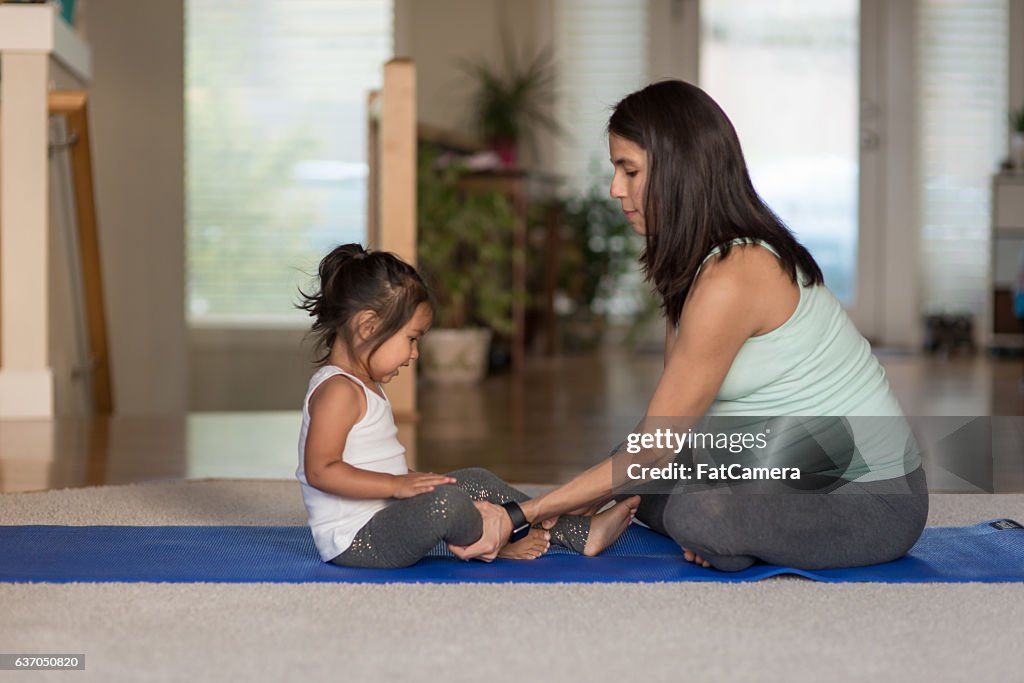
left=690, top=243, right=798, bottom=336
left=700, top=242, right=786, bottom=279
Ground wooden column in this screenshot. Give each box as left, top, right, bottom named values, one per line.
left=375, top=59, right=418, bottom=464
left=378, top=59, right=416, bottom=266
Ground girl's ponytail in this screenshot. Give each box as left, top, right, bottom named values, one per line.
left=319, top=243, right=368, bottom=282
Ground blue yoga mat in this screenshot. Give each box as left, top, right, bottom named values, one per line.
left=1, top=520, right=1021, bottom=584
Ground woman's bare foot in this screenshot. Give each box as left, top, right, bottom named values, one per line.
left=683, top=549, right=711, bottom=568
left=582, top=495, right=640, bottom=556
left=498, top=528, right=550, bottom=560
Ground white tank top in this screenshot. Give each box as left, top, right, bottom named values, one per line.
left=295, top=365, right=408, bottom=561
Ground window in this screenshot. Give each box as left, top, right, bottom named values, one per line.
left=186, top=0, right=393, bottom=323
left=700, top=0, right=860, bottom=304
left=553, top=0, right=649, bottom=195
left=916, top=0, right=1008, bottom=316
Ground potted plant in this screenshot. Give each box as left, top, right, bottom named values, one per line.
left=462, top=41, right=561, bottom=167
left=416, top=143, right=518, bottom=383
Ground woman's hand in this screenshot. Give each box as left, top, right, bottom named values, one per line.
left=391, top=472, right=456, bottom=499
left=448, top=501, right=512, bottom=562
left=569, top=499, right=611, bottom=516
left=537, top=501, right=605, bottom=530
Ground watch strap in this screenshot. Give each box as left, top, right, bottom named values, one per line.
left=500, top=501, right=531, bottom=543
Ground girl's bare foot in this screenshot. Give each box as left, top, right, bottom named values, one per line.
left=683, top=549, right=711, bottom=568
left=498, top=528, right=550, bottom=560
left=583, top=495, right=640, bottom=556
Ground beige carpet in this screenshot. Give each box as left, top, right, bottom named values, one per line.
left=1, top=480, right=1022, bottom=683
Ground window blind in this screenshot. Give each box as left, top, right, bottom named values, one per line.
left=916, top=0, right=1008, bottom=316
left=553, top=0, right=649, bottom=195
left=186, top=0, right=393, bottom=323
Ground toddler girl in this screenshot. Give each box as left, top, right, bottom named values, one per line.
left=296, top=244, right=637, bottom=568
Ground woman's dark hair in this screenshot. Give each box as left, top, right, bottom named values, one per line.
left=297, top=244, right=433, bottom=368
left=608, top=80, right=823, bottom=325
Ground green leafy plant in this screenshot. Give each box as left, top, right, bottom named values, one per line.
left=417, top=143, right=518, bottom=334
left=461, top=40, right=561, bottom=158
left=1011, top=107, right=1024, bottom=134
left=558, top=181, right=638, bottom=314
left=548, top=179, right=645, bottom=352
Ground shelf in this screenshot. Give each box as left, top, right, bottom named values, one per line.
left=0, top=4, right=91, bottom=82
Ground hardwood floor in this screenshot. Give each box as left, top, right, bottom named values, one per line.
left=0, top=350, right=1021, bottom=494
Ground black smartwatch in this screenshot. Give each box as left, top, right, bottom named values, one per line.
left=500, top=501, right=531, bottom=543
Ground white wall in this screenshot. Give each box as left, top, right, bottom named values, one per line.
left=1012, top=0, right=1024, bottom=134
left=80, top=0, right=187, bottom=414
left=189, top=327, right=311, bottom=411
left=648, top=0, right=700, bottom=83
left=396, top=0, right=553, bottom=167
left=397, top=0, right=502, bottom=133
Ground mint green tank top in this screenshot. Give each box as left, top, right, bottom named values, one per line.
left=693, top=239, right=919, bottom=482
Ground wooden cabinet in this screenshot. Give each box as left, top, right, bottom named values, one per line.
left=989, top=175, right=1024, bottom=349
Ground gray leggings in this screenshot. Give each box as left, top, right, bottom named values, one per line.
left=330, top=467, right=590, bottom=568
left=630, top=466, right=929, bottom=571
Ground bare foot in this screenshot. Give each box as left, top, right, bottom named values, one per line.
left=498, top=528, right=550, bottom=560
left=683, top=549, right=711, bottom=568
left=583, top=495, right=640, bottom=557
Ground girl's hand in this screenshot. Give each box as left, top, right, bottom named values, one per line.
left=392, top=472, right=456, bottom=499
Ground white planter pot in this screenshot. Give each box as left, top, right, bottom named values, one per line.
left=419, top=328, right=493, bottom=384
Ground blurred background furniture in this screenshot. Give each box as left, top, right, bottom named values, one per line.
left=989, top=174, right=1024, bottom=351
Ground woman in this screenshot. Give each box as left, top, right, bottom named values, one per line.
left=449, top=80, right=928, bottom=571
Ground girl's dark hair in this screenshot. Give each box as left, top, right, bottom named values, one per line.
left=608, top=80, right=823, bottom=325
left=297, top=244, right=433, bottom=369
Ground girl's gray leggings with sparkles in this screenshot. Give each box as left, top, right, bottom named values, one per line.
left=329, top=467, right=590, bottom=568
